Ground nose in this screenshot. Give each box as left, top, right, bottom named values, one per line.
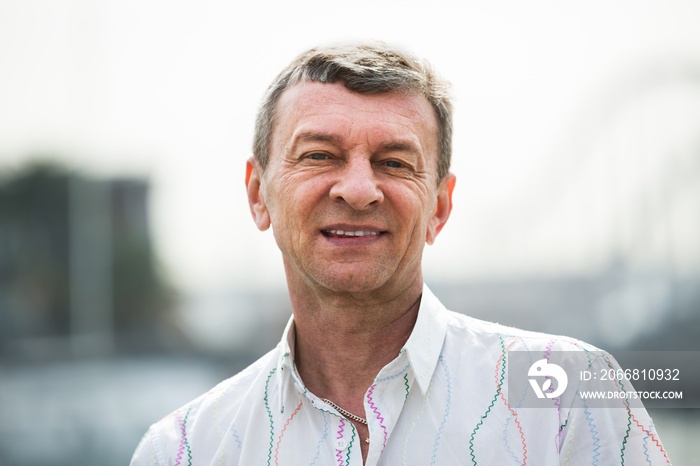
left=329, top=157, right=384, bottom=210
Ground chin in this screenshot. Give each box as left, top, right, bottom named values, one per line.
left=311, top=263, right=393, bottom=294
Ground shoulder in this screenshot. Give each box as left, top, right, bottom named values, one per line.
left=438, top=308, right=615, bottom=394
left=441, top=307, right=601, bottom=354
left=130, top=346, right=280, bottom=465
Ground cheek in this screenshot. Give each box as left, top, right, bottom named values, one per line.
left=399, top=197, right=436, bottom=247
left=267, top=176, right=325, bottom=230
left=391, top=186, right=431, bottom=223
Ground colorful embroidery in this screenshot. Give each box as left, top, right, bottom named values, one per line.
left=403, top=373, right=410, bottom=401
left=543, top=339, right=564, bottom=453
left=584, top=401, right=601, bottom=466
left=469, top=334, right=524, bottom=465
left=264, top=368, right=277, bottom=466
left=335, top=419, right=346, bottom=466
left=309, top=412, right=328, bottom=466
left=275, top=399, right=302, bottom=465
left=401, top=375, right=434, bottom=465
left=430, top=353, right=451, bottom=465
left=367, top=383, right=388, bottom=449
left=230, top=423, right=243, bottom=449
left=345, top=422, right=356, bottom=466
left=562, top=416, right=577, bottom=465
left=175, top=407, right=192, bottom=466
left=375, top=362, right=410, bottom=383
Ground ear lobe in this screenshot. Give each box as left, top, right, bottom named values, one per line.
left=426, top=173, right=455, bottom=245
left=246, top=158, right=271, bottom=231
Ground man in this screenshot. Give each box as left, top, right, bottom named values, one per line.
left=131, top=43, right=670, bottom=465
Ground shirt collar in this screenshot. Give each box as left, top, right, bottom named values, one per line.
left=402, top=283, right=448, bottom=394
left=275, top=283, right=449, bottom=406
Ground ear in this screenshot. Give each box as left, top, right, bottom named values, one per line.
left=246, top=157, right=271, bottom=231
left=426, top=173, right=455, bottom=245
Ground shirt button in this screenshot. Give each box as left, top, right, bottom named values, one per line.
left=335, top=439, right=348, bottom=450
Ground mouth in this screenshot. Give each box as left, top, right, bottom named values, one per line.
left=320, top=226, right=386, bottom=239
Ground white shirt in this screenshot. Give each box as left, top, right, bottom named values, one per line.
left=131, top=285, right=671, bottom=465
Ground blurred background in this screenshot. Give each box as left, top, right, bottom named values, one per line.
left=1, top=0, right=699, bottom=464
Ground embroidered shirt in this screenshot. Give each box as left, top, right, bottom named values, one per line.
left=130, top=284, right=671, bottom=465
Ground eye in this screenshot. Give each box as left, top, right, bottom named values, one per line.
left=308, top=152, right=329, bottom=160
left=384, top=160, right=404, bottom=168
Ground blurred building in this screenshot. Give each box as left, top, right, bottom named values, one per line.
left=0, top=162, right=175, bottom=361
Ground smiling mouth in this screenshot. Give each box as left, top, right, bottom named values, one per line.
left=321, top=229, right=383, bottom=238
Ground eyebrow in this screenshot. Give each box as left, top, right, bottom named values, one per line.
left=376, top=141, right=420, bottom=155
left=290, top=132, right=340, bottom=152
left=290, top=131, right=421, bottom=156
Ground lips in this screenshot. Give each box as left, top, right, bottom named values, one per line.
left=320, top=225, right=386, bottom=238
left=324, top=229, right=378, bottom=238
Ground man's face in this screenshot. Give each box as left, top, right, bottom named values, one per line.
left=247, top=81, right=453, bottom=295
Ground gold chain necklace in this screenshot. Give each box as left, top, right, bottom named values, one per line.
left=320, top=398, right=367, bottom=425
left=320, top=398, right=371, bottom=444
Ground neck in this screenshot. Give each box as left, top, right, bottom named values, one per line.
left=287, top=267, right=423, bottom=408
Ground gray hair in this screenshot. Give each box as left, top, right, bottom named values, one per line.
left=252, top=43, right=453, bottom=183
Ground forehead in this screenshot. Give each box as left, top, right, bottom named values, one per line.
left=270, top=81, right=438, bottom=156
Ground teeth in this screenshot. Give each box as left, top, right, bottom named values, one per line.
left=328, top=230, right=378, bottom=237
